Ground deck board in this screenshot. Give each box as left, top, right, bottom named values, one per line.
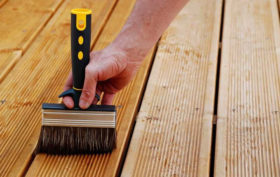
left=0, top=0, right=117, bottom=176
left=0, top=0, right=63, bottom=52
left=121, top=0, right=222, bottom=176
left=215, top=0, right=280, bottom=176
left=25, top=0, right=158, bottom=176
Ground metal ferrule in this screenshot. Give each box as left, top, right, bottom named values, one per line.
left=42, top=109, right=116, bottom=128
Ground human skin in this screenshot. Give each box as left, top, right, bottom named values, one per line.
left=63, top=0, right=189, bottom=109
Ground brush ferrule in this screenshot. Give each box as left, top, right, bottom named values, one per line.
left=42, top=109, right=116, bottom=128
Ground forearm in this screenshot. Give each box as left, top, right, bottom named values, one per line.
left=111, top=0, right=189, bottom=62
left=64, top=0, right=189, bottom=108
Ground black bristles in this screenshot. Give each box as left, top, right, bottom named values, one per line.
left=36, top=126, right=116, bottom=154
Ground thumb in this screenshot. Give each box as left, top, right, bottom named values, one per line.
left=79, top=65, right=98, bottom=109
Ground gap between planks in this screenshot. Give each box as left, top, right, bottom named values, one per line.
left=210, top=0, right=225, bottom=173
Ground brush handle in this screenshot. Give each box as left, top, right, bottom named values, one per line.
left=71, top=9, right=92, bottom=107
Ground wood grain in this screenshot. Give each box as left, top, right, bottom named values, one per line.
left=0, top=0, right=63, bottom=52
left=215, top=0, right=280, bottom=176
left=25, top=0, right=157, bottom=176
left=121, top=0, right=222, bottom=176
left=0, top=0, right=7, bottom=7
left=0, top=50, right=22, bottom=82
left=0, top=0, right=117, bottom=176
left=0, top=0, right=64, bottom=83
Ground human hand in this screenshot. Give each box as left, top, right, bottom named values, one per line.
left=63, top=45, right=143, bottom=109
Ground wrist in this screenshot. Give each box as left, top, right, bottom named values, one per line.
left=111, top=23, right=155, bottom=60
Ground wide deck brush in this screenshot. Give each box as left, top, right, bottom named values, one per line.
left=36, top=8, right=116, bottom=154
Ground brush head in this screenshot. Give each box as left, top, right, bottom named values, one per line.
left=36, top=103, right=116, bottom=154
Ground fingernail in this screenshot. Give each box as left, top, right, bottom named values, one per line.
left=67, top=102, right=74, bottom=109
left=79, top=99, right=89, bottom=109
left=65, top=100, right=70, bottom=107
left=63, top=99, right=70, bottom=107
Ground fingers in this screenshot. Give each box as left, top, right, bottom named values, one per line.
left=63, top=72, right=74, bottom=109
left=63, top=96, right=74, bottom=109
left=102, top=92, right=115, bottom=105
left=79, top=66, right=98, bottom=109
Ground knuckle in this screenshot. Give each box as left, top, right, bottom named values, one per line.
left=90, top=52, right=95, bottom=59
left=111, top=55, right=127, bottom=72
left=85, top=66, right=93, bottom=75
left=86, top=65, right=98, bottom=78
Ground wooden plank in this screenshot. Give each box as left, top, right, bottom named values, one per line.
left=0, top=0, right=117, bottom=176
left=121, top=0, right=222, bottom=176
left=0, top=0, right=63, bottom=52
left=215, top=0, right=280, bottom=176
left=25, top=0, right=156, bottom=176
left=0, top=50, right=22, bottom=82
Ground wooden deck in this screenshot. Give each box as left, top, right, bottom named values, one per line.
left=0, top=0, right=279, bottom=176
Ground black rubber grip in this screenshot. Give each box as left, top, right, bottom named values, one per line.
left=71, top=13, right=91, bottom=90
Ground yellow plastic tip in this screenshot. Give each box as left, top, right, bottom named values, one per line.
left=71, top=8, right=92, bottom=15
